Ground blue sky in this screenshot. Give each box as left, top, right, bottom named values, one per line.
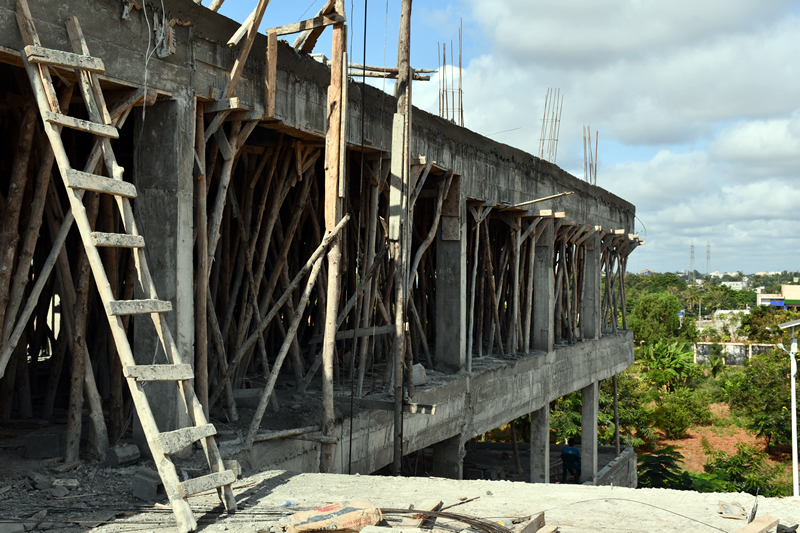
left=211, top=0, right=800, bottom=275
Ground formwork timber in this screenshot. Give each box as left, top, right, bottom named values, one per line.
left=0, top=0, right=638, bottom=486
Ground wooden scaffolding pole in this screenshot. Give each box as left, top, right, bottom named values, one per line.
left=320, top=0, right=346, bottom=473
left=389, top=0, right=413, bottom=477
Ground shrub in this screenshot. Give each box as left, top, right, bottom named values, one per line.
left=650, top=388, right=712, bottom=438
left=704, top=443, right=790, bottom=497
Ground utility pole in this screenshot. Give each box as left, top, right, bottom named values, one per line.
left=779, top=318, right=800, bottom=497
left=390, top=0, right=412, bottom=477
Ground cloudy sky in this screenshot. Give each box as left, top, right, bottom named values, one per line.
left=216, top=0, right=800, bottom=275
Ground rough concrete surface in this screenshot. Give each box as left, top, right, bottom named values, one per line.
left=2, top=439, right=797, bottom=533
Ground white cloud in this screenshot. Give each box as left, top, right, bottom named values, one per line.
left=411, top=0, right=800, bottom=272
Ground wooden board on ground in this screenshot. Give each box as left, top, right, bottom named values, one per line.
left=400, top=499, right=442, bottom=529
left=512, top=512, right=545, bottom=533
left=735, top=515, right=780, bottom=533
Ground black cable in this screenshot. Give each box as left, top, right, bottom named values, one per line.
left=540, top=497, right=728, bottom=532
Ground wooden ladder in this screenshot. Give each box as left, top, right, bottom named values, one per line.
left=15, top=2, right=237, bottom=531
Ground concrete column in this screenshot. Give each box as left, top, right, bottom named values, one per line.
left=435, top=177, right=466, bottom=372
left=580, top=380, right=599, bottom=484
left=581, top=234, right=601, bottom=340
left=132, top=92, right=195, bottom=450
left=529, top=405, right=550, bottom=483
left=432, top=434, right=463, bottom=479
left=533, top=219, right=554, bottom=352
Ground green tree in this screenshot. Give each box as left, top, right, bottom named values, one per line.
left=636, top=340, right=698, bottom=391
left=739, top=306, right=800, bottom=344
left=723, top=349, right=793, bottom=449
left=629, top=292, right=682, bottom=345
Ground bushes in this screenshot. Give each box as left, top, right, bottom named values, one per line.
left=650, top=388, right=713, bottom=438
left=636, top=341, right=700, bottom=391
left=704, top=443, right=790, bottom=497
left=721, top=349, right=793, bottom=449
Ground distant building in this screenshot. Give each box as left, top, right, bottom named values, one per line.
left=755, top=285, right=800, bottom=310
left=640, top=269, right=654, bottom=276
left=783, top=285, right=800, bottom=310
left=721, top=281, right=747, bottom=291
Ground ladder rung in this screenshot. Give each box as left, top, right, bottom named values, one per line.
left=91, top=232, right=145, bottom=248
left=25, top=45, right=105, bottom=73
left=179, top=470, right=236, bottom=498
left=157, top=424, right=217, bottom=455
left=65, top=169, right=137, bottom=198
left=123, top=364, right=194, bottom=382
left=108, top=299, right=172, bottom=316
left=43, top=110, right=118, bottom=138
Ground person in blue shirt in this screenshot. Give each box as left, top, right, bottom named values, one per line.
left=561, top=443, right=581, bottom=483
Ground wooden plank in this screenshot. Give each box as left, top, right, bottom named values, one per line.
left=124, top=364, right=194, bottom=382
left=268, top=13, right=345, bottom=36
left=293, top=0, right=337, bottom=53
left=734, top=515, right=779, bottom=533
left=251, top=425, right=322, bottom=443
left=512, top=512, right=545, bottom=533
left=310, top=323, right=395, bottom=343
left=90, top=232, right=144, bottom=248
left=388, top=113, right=405, bottom=240
left=24, top=45, right=104, bottom=72
left=178, top=470, right=236, bottom=498
left=539, top=209, right=552, bottom=217
left=158, top=424, right=217, bottom=455
left=204, top=97, right=248, bottom=113
left=265, top=31, right=277, bottom=118
left=401, top=499, right=442, bottom=528
left=203, top=109, right=231, bottom=143
left=43, top=110, right=118, bottom=138
left=65, top=169, right=137, bottom=198
left=226, top=0, right=270, bottom=97
left=107, top=299, right=172, bottom=316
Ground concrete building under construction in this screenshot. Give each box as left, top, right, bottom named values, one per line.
left=0, top=0, right=639, bottom=530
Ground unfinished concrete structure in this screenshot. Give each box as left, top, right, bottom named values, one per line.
left=0, top=0, right=640, bottom=521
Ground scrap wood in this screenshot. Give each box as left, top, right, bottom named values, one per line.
left=736, top=515, right=779, bottom=533
left=511, top=513, right=545, bottom=533
left=440, top=496, right=480, bottom=511
left=382, top=509, right=512, bottom=533
left=187, top=479, right=256, bottom=498
left=718, top=500, right=747, bottom=520
left=400, top=499, right=442, bottom=528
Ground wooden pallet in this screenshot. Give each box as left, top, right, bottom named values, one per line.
left=15, top=2, right=236, bottom=531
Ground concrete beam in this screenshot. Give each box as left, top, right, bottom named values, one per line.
left=581, top=234, right=601, bottom=340
left=580, top=381, right=599, bottom=484
left=234, top=332, right=634, bottom=474
left=533, top=219, right=554, bottom=352
left=131, top=93, right=194, bottom=452
left=435, top=177, right=466, bottom=373
left=530, top=405, right=549, bottom=484
left=432, top=434, right=463, bottom=480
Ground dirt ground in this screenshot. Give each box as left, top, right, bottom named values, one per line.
left=659, top=403, right=792, bottom=474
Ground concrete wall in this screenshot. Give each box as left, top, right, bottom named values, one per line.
left=694, top=342, right=776, bottom=365
left=596, top=446, right=637, bottom=488
left=228, top=332, right=634, bottom=474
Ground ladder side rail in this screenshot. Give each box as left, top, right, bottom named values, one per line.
left=15, top=11, right=198, bottom=530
